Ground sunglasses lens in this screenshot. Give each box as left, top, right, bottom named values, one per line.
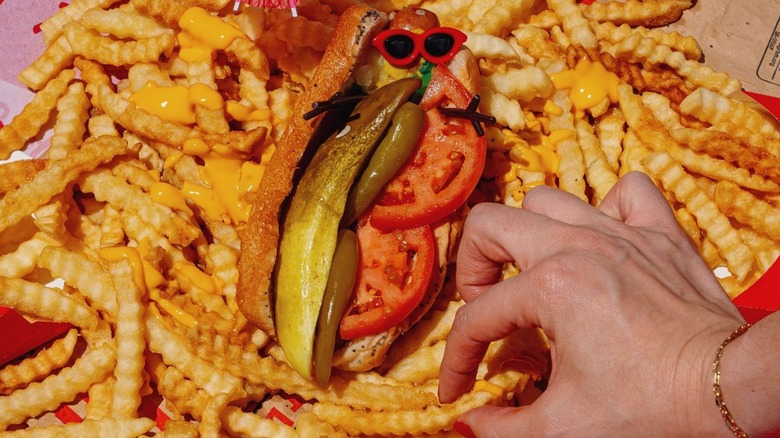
left=424, top=33, right=456, bottom=57
left=384, top=35, right=415, bottom=60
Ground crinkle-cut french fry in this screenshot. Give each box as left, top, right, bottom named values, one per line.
left=48, top=82, right=91, bottom=160
left=674, top=206, right=702, bottom=248
left=549, top=91, right=587, bottom=200
left=37, top=246, right=118, bottom=316
left=482, top=65, right=554, bottom=102
left=98, top=204, right=125, bottom=248
left=576, top=118, right=618, bottom=205
left=385, top=340, right=446, bottom=384
left=85, top=377, right=114, bottom=420
left=640, top=92, right=684, bottom=130
left=39, top=0, right=119, bottom=44
left=642, top=151, right=754, bottom=282
left=527, top=8, right=560, bottom=29
left=592, top=22, right=702, bottom=60
left=581, top=0, right=692, bottom=27
left=477, top=83, right=525, bottom=132
left=547, top=0, right=597, bottom=49
left=0, top=277, right=98, bottom=330
left=204, top=243, right=240, bottom=310
left=609, top=33, right=741, bottom=96
left=742, top=228, right=780, bottom=278
left=33, top=196, right=69, bottom=239
left=0, top=135, right=126, bottom=234
left=186, top=326, right=437, bottom=410
left=617, top=85, right=780, bottom=193
left=670, top=128, right=780, bottom=183
left=159, top=419, right=199, bottom=438
left=198, top=392, right=229, bottom=438
left=0, top=344, right=115, bottom=429
left=380, top=300, right=462, bottom=372
left=171, top=261, right=233, bottom=320
left=118, top=211, right=187, bottom=263
left=680, top=88, right=780, bottom=139
left=0, top=418, right=155, bottom=438
left=718, top=274, right=754, bottom=300
left=296, top=412, right=350, bottom=438
left=111, top=160, right=158, bottom=191
left=145, top=312, right=244, bottom=397
left=181, top=60, right=217, bottom=89
left=471, top=0, right=535, bottom=37
left=0, top=159, right=46, bottom=194
left=196, top=105, right=230, bottom=134
left=595, top=108, right=625, bottom=172
left=738, top=227, right=780, bottom=279
left=712, top=121, right=780, bottom=158
left=0, top=232, right=60, bottom=278
left=130, top=0, right=232, bottom=26
left=225, top=37, right=271, bottom=80
left=104, top=260, right=146, bottom=419
left=0, top=329, right=78, bottom=394
left=97, top=83, right=196, bottom=147
left=511, top=25, right=562, bottom=61
left=463, top=31, right=518, bottom=60
left=713, top=180, right=780, bottom=241
left=127, top=63, right=175, bottom=92
left=17, top=36, right=76, bottom=91
left=220, top=405, right=297, bottom=438
left=63, top=21, right=175, bottom=67
left=80, top=7, right=172, bottom=40
left=146, top=353, right=210, bottom=420
left=73, top=57, right=113, bottom=110
left=311, top=390, right=495, bottom=436
left=80, top=169, right=201, bottom=246
left=0, top=69, right=75, bottom=160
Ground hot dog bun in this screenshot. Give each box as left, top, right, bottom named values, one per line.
left=237, top=6, right=389, bottom=337
left=238, top=5, right=480, bottom=373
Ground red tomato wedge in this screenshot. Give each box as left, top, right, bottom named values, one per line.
left=369, top=65, right=487, bottom=230
left=339, top=214, right=435, bottom=340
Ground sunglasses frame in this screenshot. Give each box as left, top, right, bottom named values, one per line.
left=372, top=27, right=468, bottom=67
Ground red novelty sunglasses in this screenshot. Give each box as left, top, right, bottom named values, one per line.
left=372, top=27, right=467, bottom=67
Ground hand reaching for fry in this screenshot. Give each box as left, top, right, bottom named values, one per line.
left=439, top=172, right=780, bottom=437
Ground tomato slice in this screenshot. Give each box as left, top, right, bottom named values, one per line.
left=369, top=65, right=487, bottom=230
left=339, top=214, right=435, bottom=340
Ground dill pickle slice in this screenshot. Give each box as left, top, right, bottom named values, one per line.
left=275, top=77, right=421, bottom=380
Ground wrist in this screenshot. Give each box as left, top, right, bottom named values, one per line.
left=717, top=315, right=780, bottom=437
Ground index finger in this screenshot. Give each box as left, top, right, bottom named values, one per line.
left=438, top=272, right=545, bottom=403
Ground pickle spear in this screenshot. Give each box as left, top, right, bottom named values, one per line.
left=275, top=77, right=422, bottom=380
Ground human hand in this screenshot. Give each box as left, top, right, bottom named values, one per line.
left=439, top=172, right=745, bottom=437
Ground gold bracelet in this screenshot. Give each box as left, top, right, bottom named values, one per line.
left=712, top=323, right=752, bottom=438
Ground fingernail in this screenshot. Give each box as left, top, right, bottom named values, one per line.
left=454, top=421, right=476, bottom=438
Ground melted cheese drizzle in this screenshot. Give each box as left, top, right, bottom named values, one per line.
left=177, top=6, right=247, bottom=63
left=99, top=246, right=198, bottom=328
left=549, top=59, right=620, bottom=114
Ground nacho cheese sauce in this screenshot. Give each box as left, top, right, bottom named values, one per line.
left=99, top=246, right=198, bottom=328
left=549, top=59, right=621, bottom=115
left=177, top=6, right=248, bottom=62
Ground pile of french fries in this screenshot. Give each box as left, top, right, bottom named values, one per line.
left=0, top=0, right=777, bottom=436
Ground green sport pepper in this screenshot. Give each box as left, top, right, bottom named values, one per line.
left=341, top=101, right=425, bottom=227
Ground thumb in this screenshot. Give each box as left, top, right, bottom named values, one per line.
left=457, top=405, right=542, bottom=438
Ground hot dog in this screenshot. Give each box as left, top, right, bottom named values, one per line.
left=237, top=5, right=491, bottom=384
